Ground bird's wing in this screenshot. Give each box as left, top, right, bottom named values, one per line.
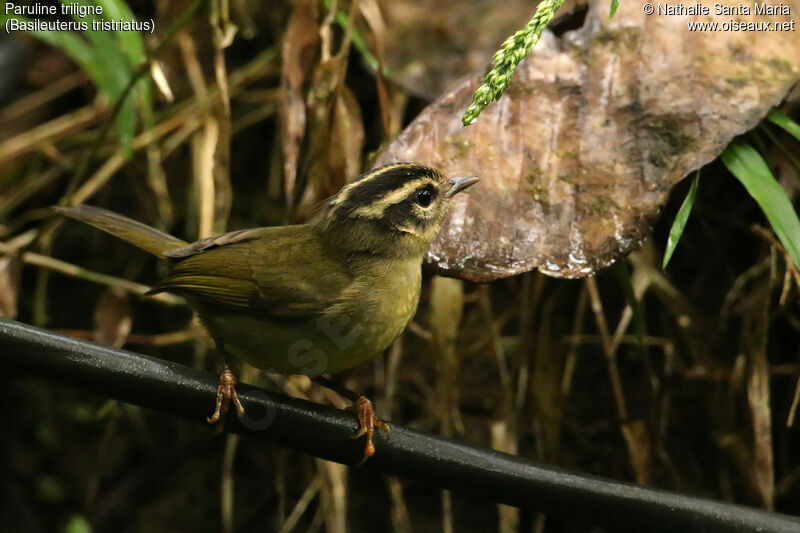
left=149, top=226, right=350, bottom=318
left=162, top=228, right=265, bottom=258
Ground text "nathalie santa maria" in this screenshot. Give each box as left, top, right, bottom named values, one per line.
left=657, top=2, right=791, bottom=15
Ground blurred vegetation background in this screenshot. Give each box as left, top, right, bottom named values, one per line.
left=1, top=1, right=800, bottom=532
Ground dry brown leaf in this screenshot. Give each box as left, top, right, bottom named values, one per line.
left=294, top=57, right=349, bottom=217
left=531, top=294, right=564, bottom=463
left=430, top=276, right=465, bottom=437
left=296, top=39, right=365, bottom=218
left=0, top=255, right=21, bottom=319
left=328, top=86, right=365, bottom=192
left=359, top=0, right=393, bottom=138
left=360, top=0, right=387, bottom=38
left=490, top=420, right=519, bottom=532
left=621, top=419, right=652, bottom=486
left=93, top=287, right=132, bottom=349
left=280, top=0, right=319, bottom=201
left=744, top=286, right=775, bottom=509
left=375, top=0, right=800, bottom=281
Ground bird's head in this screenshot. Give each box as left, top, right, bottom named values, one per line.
left=316, top=163, right=479, bottom=258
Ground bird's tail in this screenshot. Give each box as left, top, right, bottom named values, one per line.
left=53, top=205, right=188, bottom=258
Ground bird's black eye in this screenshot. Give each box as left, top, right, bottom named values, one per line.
left=416, top=187, right=434, bottom=207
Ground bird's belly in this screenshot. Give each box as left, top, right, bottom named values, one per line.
left=195, top=273, right=420, bottom=375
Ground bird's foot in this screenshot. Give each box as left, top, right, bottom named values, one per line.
left=207, top=367, right=245, bottom=424
left=352, top=396, right=390, bottom=458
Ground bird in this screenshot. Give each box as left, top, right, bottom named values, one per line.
left=55, top=163, right=479, bottom=457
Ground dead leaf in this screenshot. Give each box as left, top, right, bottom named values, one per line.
left=744, top=285, right=775, bottom=509
left=328, top=87, right=365, bottom=193
left=93, top=287, right=132, bottom=349
left=294, top=57, right=347, bottom=218
left=531, top=292, right=565, bottom=463
left=621, top=419, right=652, bottom=486
left=376, top=0, right=800, bottom=281
left=430, top=276, right=465, bottom=436
left=296, top=60, right=365, bottom=218
left=490, top=420, right=519, bottom=532
left=0, top=255, right=21, bottom=319
left=280, top=0, right=319, bottom=202
left=360, top=0, right=387, bottom=38
left=360, top=0, right=392, bottom=138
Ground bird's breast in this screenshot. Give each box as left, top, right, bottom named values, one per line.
left=327, top=257, right=422, bottom=370
left=198, top=257, right=423, bottom=375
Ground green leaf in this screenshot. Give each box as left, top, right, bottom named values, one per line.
left=662, top=171, right=699, bottom=270
left=0, top=15, right=93, bottom=69
left=9, top=1, right=151, bottom=158
left=97, top=0, right=155, bottom=138
left=767, top=109, right=800, bottom=144
left=63, top=515, right=92, bottom=533
left=721, top=141, right=800, bottom=270
left=610, top=0, right=622, bottom=17
left=96, top=0, right=148, bottom=65
left=59, top=1, right=138, bottom=157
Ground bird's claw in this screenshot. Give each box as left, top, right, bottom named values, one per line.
left=207, top=367, right=245, bottom=424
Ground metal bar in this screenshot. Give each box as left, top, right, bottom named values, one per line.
left=2, top=317, right=798, bottom=532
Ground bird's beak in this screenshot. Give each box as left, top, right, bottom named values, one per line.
left=445, top=176, right=480, bottom=197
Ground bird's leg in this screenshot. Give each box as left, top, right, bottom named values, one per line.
left=312, top=376, right=390, bottom=458
left=207, top=341, right=245, bottom=424
left=353, top=396, right=390, bottom=458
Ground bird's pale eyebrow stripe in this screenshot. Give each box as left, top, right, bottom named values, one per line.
left=351, top=177, right=435, bottom=219
left=328, top=163, right=414, bottom=208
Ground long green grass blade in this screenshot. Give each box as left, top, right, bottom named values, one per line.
left=12, top=1, right=152, bottom=157
left=97, top=0, right=155, bottom=137
left=662, top=171, right=699, bottom=270
left=610, top=0, right=622, bottom=17
left=96, top=0, right=148, bottom=64
left=767, top=109, right=800, bottom=144
left=59, top=0, right=138, bottom=156
left=1, top=16, right=125, bottom=144
left=721, top=141, right=800, bottom=270
left=0, top=14, right=94, bottom=70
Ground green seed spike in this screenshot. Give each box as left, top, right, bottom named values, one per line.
left=461, top=0, right=567, bottom=127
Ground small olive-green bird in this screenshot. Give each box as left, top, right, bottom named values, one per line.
left=56, top=163, right=478, bottom=457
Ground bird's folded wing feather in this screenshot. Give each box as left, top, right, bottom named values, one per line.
left=150, top=226, right=350, bottom=318
left=162, top=228, right=265, bottom=258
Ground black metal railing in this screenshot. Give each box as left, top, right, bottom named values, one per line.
left=3, top=318, right=799, bottom=532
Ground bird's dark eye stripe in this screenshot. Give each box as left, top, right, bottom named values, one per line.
left=384, top=202, right=428, bottom=229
